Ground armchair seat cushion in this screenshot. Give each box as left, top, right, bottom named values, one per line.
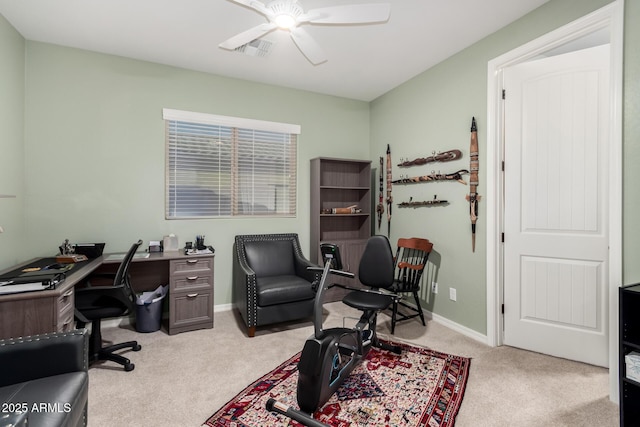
left=0, top=372, right=88, bottom=427
left=256, top=275, right=315, bottom=306
left=0, top=330, right=89, bottom=427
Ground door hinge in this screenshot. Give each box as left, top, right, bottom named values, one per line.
left=501, top=161, right=505, bottom=171
left=501, top=232, right=505, bottom=243
left=501, top=303, right=505, bottom=314
left=502, top=89, right=506, bottom=99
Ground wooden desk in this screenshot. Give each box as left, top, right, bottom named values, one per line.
left=0, top=251, right=214, bottom=339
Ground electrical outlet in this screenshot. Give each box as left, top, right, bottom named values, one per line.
left=431, top=282, right=438, bottom=294
left=449, top=287, right=457, bottom=301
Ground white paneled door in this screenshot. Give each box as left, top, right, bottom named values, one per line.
left=503, top=44, right=610, bottom=367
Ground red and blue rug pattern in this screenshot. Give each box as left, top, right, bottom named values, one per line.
left=204, top=339, right=470, bottom=427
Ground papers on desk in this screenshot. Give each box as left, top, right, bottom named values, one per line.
left=0, top=281, right=51, bottom=295
left=105, top=253, right=150, bottom=261
left=186, top=248, right=214, bottom=255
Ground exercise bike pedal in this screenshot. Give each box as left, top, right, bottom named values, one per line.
left=376, top=340, right=402, bottom=354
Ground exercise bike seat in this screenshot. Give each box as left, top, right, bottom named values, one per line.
left=342, top=291, right=393, bottom=312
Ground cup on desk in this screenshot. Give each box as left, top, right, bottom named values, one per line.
left=195, top=235, right=206, bottom=250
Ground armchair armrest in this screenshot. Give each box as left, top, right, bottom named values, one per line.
left=0, top=329, right=88, bottom=387
left=293, top=255, right=322, bottom=283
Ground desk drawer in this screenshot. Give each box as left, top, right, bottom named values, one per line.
left=170, top=275, right=212, bottom=292
left=57, top=306, right=75, bottom=333
left=56, top=288, right=75, bottom=333
left=57, top=288, right=74, bottom=314
left=169, top=290, right=213, bottom=334
left=171, top=258, right=213, bottom=275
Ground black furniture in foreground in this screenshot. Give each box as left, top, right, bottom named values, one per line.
left=233, top=233, right=321, bottom=337
left=620, top=283, right=640, bottom=426
left=0, top=329, right=89, bottom=427
left=75, top=240, right=143, bottom=371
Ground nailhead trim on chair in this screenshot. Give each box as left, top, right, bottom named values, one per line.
left=0, top=329, right=89, bottom=371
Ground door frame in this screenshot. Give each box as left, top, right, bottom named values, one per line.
left=486, top=1, right=624, bottom=400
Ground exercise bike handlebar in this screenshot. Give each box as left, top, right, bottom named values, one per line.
left=266, top=399, right=329, bottom=427
left=307, top=266, right=355, bottom=278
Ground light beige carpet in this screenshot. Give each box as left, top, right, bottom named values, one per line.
left=86, top=302, right=619, bottom=426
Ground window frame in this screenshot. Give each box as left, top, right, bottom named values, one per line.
left=163, top=108, right=300, bottom=219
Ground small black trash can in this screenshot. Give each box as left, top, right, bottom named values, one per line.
left=135, top=285, right=168, bottom=333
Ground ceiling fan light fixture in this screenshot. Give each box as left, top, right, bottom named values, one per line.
left=274, top=13, right=297, bottom=29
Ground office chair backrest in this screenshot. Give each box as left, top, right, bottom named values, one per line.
left=115, top=240, right=143, bottom=309
left=358, top=235, right=395, bottom=290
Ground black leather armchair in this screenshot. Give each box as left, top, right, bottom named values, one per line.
left=0, top=329, right=89, bottom=427
left=233, top=233, right=321, bottom=337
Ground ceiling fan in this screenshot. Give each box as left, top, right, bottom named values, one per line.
left=219, top=0, right=391, bottom=65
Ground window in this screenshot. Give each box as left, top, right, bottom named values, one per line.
left=163, top=109, right=299, bottom=219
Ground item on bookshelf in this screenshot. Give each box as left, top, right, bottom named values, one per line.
left=397, top=149, right=462, bottom=167
left=398, top=195, right=448, bottom=208
left=377, top=156, right=384, bottom=230
left=386, top=144, right=393, bottom=237
left=392, top=169, right=469, bottom=185
left=465, top=117, right=481, bottom=252
left=626, top=351, right=640, bottom=383
left=321, top=205, right=362, bottom=215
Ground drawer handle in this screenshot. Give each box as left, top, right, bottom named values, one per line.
left=187, top=293, right=199, bottom=298
left=187, top=259, right=199, bottom=264
left=187, top=276, right=199, bottom=281
left=62, top=290, right=73, bottom=298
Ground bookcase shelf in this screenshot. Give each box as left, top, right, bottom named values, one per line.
left=310, top=157, right=372, bottom=301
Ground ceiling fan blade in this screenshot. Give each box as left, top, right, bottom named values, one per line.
left=219, top=23, right=277, bottom=50
left=302, top=3, right=390, bottom=24
left=290, top=28, right=327, bottom=65
left=227, top=0, right=272, bottom=17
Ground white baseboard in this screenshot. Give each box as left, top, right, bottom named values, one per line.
left=424, top=309, right=489, bottom=345
left=214, top=303, right=233, bottom=313
left=100, top=302, right=488, bottom=346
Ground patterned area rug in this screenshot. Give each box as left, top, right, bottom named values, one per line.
left=204, top=339, right=470, bottom=427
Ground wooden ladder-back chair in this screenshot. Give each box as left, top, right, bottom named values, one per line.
left=390, top=237, right=433, bottom=334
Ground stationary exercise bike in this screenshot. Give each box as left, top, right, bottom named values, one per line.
left=267, top=236, right=402, bottom=427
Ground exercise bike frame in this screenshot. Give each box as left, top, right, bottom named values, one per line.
left=267, top=246, right=401, bottom=426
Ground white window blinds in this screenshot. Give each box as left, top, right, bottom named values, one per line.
left=164, top=109, right=299, bottom=219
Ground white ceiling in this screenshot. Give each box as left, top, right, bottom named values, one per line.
left=0, top=0, right=550, bottom=101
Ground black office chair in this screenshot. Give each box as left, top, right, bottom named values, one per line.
left=75, top=239, right=143, bottom=371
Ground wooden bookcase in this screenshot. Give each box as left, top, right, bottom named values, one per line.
left=620, top=283, right=640, bottom=426
left=310, top=157, right=371, bottom=299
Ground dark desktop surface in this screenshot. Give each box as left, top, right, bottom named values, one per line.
left=0, top=257, right=88, bottom=281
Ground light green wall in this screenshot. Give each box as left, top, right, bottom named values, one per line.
left=370, top=0, right=616, bottom=334
left=0, top=14, right=25, bottom=269
left=623, top=0, right=640, bottom=284
left=22, top=42, right=370, bottom=305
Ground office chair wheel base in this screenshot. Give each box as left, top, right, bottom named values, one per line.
left=124, top=363, right=135, bottom=372
left=133, top=344, right=142, bottom=352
